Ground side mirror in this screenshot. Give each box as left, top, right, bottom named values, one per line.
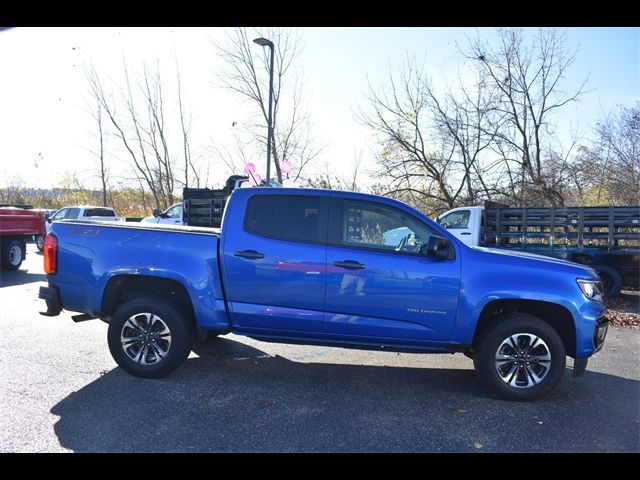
left=152, top=208, right=160, bottom=218
left=46, top=218, right=52, bottom=223
left=423, top=235, right=452, bottom=259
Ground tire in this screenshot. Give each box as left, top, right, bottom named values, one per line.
left=593, top=265, right=623, bottom=299
left=205, top=331, right=221, bottom=341
left=474, top=313, right=566, bottom=401
left=107, top=296, right=195, bottom=379
left=35, top=235, right=45, bottom=252
left=1, top=239, right=24, bottom=271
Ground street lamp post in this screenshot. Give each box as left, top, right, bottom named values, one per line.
left=253, top=37, right=275, bottom=185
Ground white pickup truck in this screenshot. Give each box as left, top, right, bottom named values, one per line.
left=140, top=203, right=184, bottom=225
left=437, top=204, right=640, bottom=298
left=45, top=206, right=122, bottom=235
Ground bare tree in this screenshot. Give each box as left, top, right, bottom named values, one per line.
left=574, top=103, right=640, bottom=205
left=215, top=27, right=322, bottom=183
left=465, top=28, right=589, bottom=206
left=305, top=150, right=364, bottom=192
left=86, top=60, right=194, bottom=211
left=88, top=101, right=109, bottom=206
left=358, top=58, right=502, bottom=215
left=175, top=54, right=200, bottom=189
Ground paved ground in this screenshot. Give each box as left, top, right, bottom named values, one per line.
left=0, top=244, right=638, bottom=452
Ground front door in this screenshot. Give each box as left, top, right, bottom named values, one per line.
left=438, top=208, right=474, bottom=246
left=220, top=192, right=328, bottom=334
left=325, top=198, right=460, bottom=344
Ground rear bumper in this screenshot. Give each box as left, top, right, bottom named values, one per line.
left=39, top=285, right=62, bottom=316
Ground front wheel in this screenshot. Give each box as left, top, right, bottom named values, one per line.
left=474, top=313, right=566, bottom=401
left=107, top=297, right=195, bottom=378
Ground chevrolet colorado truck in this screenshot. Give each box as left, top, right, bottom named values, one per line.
left=39, top=188, right=609, bottom=400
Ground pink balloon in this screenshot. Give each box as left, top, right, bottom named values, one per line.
left=280, top=160, right=292, bottom=174
left=243, top=163, right=256, bottom=174
left=249, top=173, right=263, bottom=186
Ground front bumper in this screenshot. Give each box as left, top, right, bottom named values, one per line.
left=39, top=285, right=62, bottom=317
left=574, top=315, right=609, bottom=378
left=594, top=315, right=609, bottom=353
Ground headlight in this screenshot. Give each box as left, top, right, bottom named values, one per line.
left=577, top=279, right=603, bottom=302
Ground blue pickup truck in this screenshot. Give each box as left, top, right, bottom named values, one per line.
left=39, top=188, right=609, bottom=400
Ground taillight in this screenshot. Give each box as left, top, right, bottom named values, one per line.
left=44, top=234, right=57, bottom=275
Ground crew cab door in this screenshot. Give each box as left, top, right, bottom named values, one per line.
left=220, top=192, right=328, bottom=334
left=324, top=197, right=460, bottom=343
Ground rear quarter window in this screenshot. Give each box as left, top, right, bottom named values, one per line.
left=84, top=208, right=116, bottom=217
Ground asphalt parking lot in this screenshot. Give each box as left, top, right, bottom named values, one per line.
left=0, top=243, right=638, bottom=452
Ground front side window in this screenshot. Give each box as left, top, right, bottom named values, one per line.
left=439, top=210, right=470, bottom=229
left=339, top=200, right=435, bottom=254
left=51, top=209, right=68, bottom=221
left=244, top=195, right=322, bottom=243
left=166, top=204, right=182, bottom=218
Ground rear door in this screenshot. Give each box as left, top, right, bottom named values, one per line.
left=220, top=192, right=329, bottom=334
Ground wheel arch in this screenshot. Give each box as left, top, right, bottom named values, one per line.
left=473, top=299, right=576, bottom=357
left=101, top=274, right=196, bottom=326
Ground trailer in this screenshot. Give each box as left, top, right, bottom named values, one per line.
left=0, top=208, right=46, bottom=270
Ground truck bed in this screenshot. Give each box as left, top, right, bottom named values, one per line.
left=47, top=220, right=226, bottom=329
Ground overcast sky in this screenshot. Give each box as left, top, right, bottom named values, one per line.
left=0, top=27, right=637, bottom=190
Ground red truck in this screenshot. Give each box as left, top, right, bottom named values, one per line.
left=0, top=208, right=45, bottom=270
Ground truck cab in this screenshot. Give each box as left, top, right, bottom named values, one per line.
left=140, top=203, right=184, bottom=225
left=437, top=206, right=483, bottom=246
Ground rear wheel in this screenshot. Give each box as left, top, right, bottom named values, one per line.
left=35, top=235, right=45, bottom=252
left=107, top=297, right=194, bottom=378
left=474, top=313, right=566, bottom=401
left=1, top=239, right=24, bottom=270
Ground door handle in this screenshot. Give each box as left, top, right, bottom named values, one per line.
left=460, top=232, right=471, bottom=235
left=333, top=260, right=365, bottom=270
left=233, top=250, right=265, bottom=259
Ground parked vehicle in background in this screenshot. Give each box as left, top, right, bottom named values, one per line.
left=182, top=175, right=251, bottom=228
left=437, top=203, right=640, bottom=298
left=140, top=203, right=183, bottom=225
left=32, top=209, right=57, bottom=251
left=45, top=206, right=121, bottom=235
left=40, top=187, right=609, bottom=400
left=0, top=207, right=45, bottom=270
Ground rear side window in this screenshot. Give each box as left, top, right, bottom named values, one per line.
left=244, top=195, right=322, bottom=243
left=84, top=208, right=115, bottom=217
left=66, top=208, right=81, bottom=220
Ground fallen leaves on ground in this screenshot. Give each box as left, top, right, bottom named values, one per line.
left=605, top=295, right=640, bottom=329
